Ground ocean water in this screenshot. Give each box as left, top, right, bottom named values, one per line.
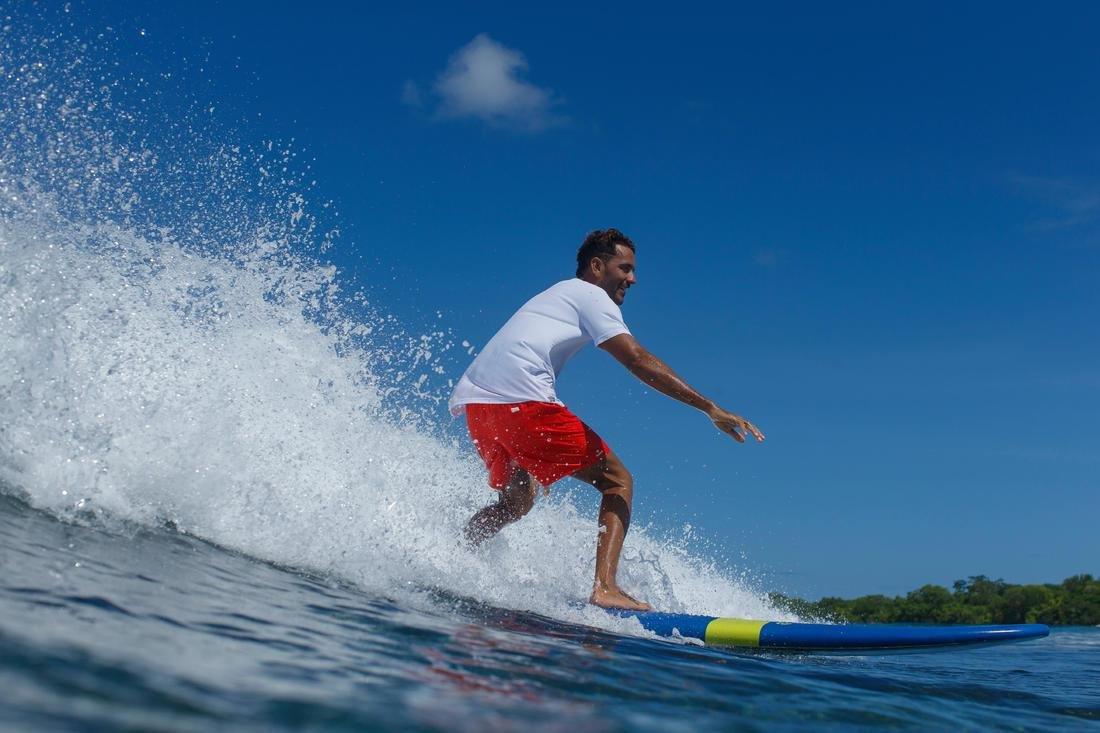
left=1, top=495, right=1097, bottom=732
left=2, top=8, right=1098, bottom=731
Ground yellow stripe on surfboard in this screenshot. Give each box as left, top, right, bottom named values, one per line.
left=703, top=618, right=767, bottom=647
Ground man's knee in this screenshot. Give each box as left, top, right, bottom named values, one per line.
left=589, top=453, right=633, bottom=499
left=611, top=458, right=633, bottom=492
left=500, top=471, right=536, bottom=519
left=503, top=491, right=535, bottom=519
left=603, top=476, right=633, bottom=505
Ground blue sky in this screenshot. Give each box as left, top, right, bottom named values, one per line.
left=49, top=1, right=1100, bottom=598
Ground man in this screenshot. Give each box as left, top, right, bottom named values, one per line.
left=449, top=229, right=764, bottom=611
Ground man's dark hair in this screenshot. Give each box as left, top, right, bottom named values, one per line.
left=576, top=228, right=635, bottom=277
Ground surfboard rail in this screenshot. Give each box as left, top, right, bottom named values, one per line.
left=612, top=611, right=1050, bottom=651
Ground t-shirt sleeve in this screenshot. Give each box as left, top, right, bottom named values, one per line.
left=576, top=290, right=631, bottom=345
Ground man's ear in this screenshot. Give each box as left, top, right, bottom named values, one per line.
left=589, top=257, right=603, bottom=276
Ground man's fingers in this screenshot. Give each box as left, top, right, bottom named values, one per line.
left=711, top=413, right=763, bottom=444
left=722, top=422, right=745, bottom=442
left=734, top=416, right=765, bottom=442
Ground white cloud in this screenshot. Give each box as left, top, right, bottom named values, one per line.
left=405, top=34, right=564, bottom=132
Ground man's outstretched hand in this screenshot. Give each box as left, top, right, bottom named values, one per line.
left=707, top=405, right=765, bottom=443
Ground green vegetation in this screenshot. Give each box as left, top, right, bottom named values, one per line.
left=770, top=574, right=1100, bottom=626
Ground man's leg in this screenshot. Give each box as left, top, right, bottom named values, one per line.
left=464, top=467, right=537, bottom=545
left=572, top=450, right=651, bottom=611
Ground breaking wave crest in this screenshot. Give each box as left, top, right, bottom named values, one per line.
left=0, top=4, right=787, bottom=630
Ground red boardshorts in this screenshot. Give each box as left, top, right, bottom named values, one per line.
left=464, top=402, right=610, bottom=489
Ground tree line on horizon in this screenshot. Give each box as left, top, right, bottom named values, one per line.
left=770, top=574, right=1100, bottom=626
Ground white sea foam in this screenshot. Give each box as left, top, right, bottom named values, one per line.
left=0, top=8, right=789, bottom=630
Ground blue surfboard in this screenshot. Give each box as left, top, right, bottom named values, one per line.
left=613, top=610, right=1050, bottom=652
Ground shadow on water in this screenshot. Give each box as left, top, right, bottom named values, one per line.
left=1, top=491, right=1097, bottom=731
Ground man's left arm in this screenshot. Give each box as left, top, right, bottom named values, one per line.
left=599, top=333, right=765, bottom=443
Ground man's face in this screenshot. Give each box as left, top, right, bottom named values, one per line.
left=592, top=244, right=637, bottom=305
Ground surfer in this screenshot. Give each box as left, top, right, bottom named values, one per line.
left=449, top=229, right=764, bottom=611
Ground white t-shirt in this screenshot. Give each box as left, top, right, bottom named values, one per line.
left=448, top=278, right=631, bottom=415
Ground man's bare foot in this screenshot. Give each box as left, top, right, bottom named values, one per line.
left=590, top=584, right=652, bottom=611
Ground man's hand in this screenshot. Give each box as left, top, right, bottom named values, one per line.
left=706, top=405, right=765, bottom=443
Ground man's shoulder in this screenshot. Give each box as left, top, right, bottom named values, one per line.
left=524, top=278, right=585, bottom=305
left=534, top=278, right=604, bottom=301
left=542, top=277, right=586, bottom=294
left=519, top=279, right=616, bottom=321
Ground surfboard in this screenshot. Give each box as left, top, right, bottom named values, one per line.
left=612, top=610, right=1050, bottom=652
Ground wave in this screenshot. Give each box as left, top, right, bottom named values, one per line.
left=0, top=4, right=788, bottom=630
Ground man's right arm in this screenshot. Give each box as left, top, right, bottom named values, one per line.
left=599, top=333, right=764, bottom=443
